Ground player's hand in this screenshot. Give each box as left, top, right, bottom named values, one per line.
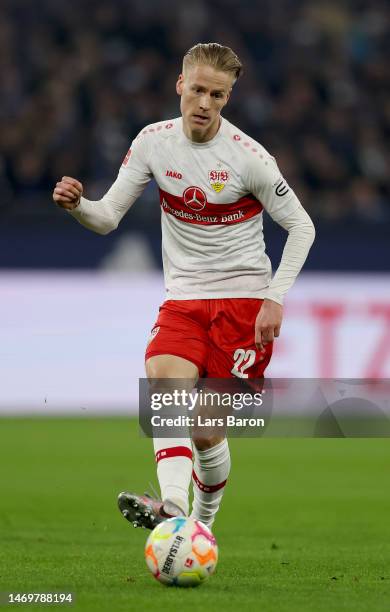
left=53, top=176, right=83, bottom=210
left=255, top=299, right=283, bottom=351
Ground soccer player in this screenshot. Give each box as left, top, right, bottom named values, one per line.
left=53, top=43, right=315, bottom=530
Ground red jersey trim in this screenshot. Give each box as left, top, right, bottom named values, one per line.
left=159, top=188, right=263, bottom=226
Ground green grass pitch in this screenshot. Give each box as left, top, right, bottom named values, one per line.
left=0, top=418, right=389, bottom=611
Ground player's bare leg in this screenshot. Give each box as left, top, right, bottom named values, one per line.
left=190, top=394, right=231, bottom=529
left=119, top=354, right=198, bottom=529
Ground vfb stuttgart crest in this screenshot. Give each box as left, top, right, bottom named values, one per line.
left=209, top=170, right=229, bottom=193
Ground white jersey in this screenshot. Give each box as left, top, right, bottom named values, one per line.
left=71, top=116, right=315, bottom=303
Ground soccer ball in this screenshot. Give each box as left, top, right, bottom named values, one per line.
left=144, top=517, right=218, bottom=587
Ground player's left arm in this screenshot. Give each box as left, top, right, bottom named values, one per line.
left=255, top=204, right=315, bottom=350
left=246, top=154, right=316, bottom=350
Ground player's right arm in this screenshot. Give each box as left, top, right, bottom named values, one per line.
left=53, top=177, right=84, bottom=210
left=52, top=130, right=153, bottom=235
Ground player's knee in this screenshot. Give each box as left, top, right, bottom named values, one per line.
left=192, top=434, right=225, bottom=451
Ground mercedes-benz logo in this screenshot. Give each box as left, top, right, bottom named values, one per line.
left=183, top=186, right=207, bottom=211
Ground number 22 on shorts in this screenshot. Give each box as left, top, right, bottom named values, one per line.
left=231, top=348, right=256, bottom=378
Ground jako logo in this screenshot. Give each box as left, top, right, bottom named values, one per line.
left=166, top=170, right=182, bottom=179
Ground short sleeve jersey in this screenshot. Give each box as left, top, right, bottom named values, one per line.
left=117, top=116, right=301, bottom=299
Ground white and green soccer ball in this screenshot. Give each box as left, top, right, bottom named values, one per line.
left=144, top=517, right=218, bottom=587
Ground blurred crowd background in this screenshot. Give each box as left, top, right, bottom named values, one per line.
left=0, top=0, right=388, bottom=270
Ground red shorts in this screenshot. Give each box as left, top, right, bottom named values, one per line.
left=145, top=298, right=273, bottom=379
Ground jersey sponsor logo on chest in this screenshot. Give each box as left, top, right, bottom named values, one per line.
left=183, top=186, right=207, bottom=211
left=209, top=169, right=229, bottom=193
left=159, top=188, right=263, bottom=226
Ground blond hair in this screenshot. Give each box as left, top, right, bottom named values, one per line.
left=183, top=43, right=243, bottom=84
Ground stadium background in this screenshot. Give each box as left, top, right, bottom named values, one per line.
left=1, top=3, right=390, bottom=611
left=0, top=0, right=389, bottom=411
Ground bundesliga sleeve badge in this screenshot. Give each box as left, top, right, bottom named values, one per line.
left=209, top=170, right=229, bottom=193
